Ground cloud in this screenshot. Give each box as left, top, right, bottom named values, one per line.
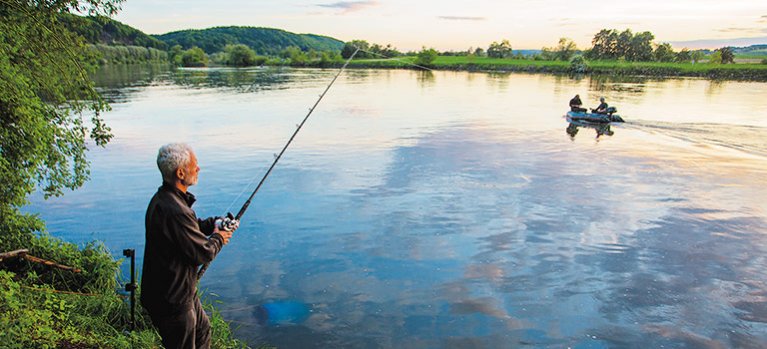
left=717, top=27, right=762, bottom=34
left=316, top=1, right=378, bottom=13
left=438, top=16, right=486, bottom=21
left=760, top=15, right=767, bottom=23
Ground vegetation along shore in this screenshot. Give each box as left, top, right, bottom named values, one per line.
left=62, top=15, right=767, bottom=81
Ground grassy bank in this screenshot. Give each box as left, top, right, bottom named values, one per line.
left=0, top=232, right=252, bottom=348
left=342, top=56, right=767, bottom=81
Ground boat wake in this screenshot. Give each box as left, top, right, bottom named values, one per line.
left=625, top=120, right=767, bottom=158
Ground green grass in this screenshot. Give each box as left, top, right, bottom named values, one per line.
left=0, top=231, right=255, bottom=348
left=343, top=55, right=767, bottom=80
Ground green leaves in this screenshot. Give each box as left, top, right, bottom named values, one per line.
left=587, top=28, right=655, bottom=62
left=1, top=0, right=119, bottom=221
left=487, top=39, right=513, bottom=58
left=415, top=47, right=438, bottom=66
left=181, top=46, right=209, bottom=67
left=224, top=44, right=259, bottom=67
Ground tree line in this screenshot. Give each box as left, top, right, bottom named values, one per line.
left=61, top=12, right=748, bottom=68
left=584, top=28, right=734, bottom=64
left=337, top=30, right=741, bottom=68
left=169, top=44, right=344, bottom=67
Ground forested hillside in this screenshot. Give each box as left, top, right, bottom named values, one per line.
left=59, top=13, right=167, bottom=49
left=733, top=44, right=767, bottom=55
left=154, top=26, right=344, bottom=55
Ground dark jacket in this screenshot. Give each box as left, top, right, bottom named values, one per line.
left=569, top=96, right=582, bottom=107
left=141, top=182, right=224, bottom=316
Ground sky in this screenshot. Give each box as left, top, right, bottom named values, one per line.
left=113, top=0, right=767, bottom=51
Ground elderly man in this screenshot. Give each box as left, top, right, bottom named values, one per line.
left=141, top=143, right=237, bottom=349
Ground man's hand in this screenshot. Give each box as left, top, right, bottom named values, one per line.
left=215, top=227, right=233, bottom=245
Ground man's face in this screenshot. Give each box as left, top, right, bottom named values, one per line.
left=179, top=151, right=200, bottom=187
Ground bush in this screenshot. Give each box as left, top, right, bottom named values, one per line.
left=182, top=47, right=209, bottom=67
left=0, top=270, right=159, bottom=348
left=89, top=44, right=168, bottom=65
left=0, top=225, right=253, bottom=348
left=570, top=55, right=589, bottom=73
left=415, top=47, right=438, bottom=66
left=225, top=44, right=259, bottom=67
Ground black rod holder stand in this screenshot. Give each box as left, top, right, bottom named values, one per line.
left=123, top=249, right=136, bottom=331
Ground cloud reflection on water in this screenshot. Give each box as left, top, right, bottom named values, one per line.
left=29, top=67, right=767, bottom=348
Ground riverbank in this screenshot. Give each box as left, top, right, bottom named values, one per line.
left=0, top=231, right=252, bottom=348
left=340, top=56, right=767, bottom=81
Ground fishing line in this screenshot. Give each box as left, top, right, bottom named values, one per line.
left=199, top=48, right=360, bottom=280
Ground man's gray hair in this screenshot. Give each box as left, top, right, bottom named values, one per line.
left=157, top=143, right=193, bottom=183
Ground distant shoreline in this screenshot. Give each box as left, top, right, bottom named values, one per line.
left=334, top=56, right=767, bottom=81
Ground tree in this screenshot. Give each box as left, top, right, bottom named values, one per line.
left=487, top=39, right=513, bottom=58
left=542, top=37, right=578, bottom=61
left=281, top=46, right=308, bottom=65
left=342, top=40, right=370, bottom=59
left=181, top=46, right=208, bottom=67
left=675, top=48, right=692, bottom=63
left=717, top=47, right=735, bottom=64
left=224, top=44, right=258, bottom=67
left=709, top=50, right=722, bottom=64
left=588, top=28, right=655, bottom=61
left=555, top=38, right=578, bottom=61
left=1, top=0, right=120, bottom=243
left=691, top=50, right=705, bottom=64
left=628, top=31, right=654, bottom=61
left=653, top=43, right=676, bottom=62
left=415, top=47, right=438, bottom=66
left=617, top=29, right=633, bottom=59
left=588, top=29, right=619, bottom=60
left=169, top=44, right=184, bottom=65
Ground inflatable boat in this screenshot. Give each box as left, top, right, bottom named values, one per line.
left=566, top=107, right=624, bottom=123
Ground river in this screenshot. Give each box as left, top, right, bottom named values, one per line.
left=26, top=65, right=767, bottom=348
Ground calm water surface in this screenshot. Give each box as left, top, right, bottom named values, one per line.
left=27, top=65, right=767, bottom=348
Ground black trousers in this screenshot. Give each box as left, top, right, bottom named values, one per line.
left=149, top=297, right=211, bottom=349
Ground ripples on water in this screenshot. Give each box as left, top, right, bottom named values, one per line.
left=26, top=65, right=767, bottom=348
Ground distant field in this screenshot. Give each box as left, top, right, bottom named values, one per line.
left=346, top=56, right=767, bottom=80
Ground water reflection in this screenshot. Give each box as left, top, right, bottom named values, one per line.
left=416, top=70, right=435, bottom=88
left=588, top=75, right=652, bottom=94
left=93, top=65, right=332, bottom=103
left=566, top=121, right=615, bottom=140
left=28, top=67, right=767, bottom=348
left=90, top=63, right=170, bottom=88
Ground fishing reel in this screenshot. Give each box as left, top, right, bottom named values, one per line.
left=216, top=212, right=239, bottom=232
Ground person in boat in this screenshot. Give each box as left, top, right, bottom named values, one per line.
left=141, top=143, right=238, bottom=349
left=569, top=94, right=586, bottom=112
left=592, top=97, right=609, bottom=114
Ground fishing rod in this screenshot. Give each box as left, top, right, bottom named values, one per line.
left=197, top=48, right=360, bottom=280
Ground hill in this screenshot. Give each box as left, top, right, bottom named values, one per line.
left=154, top=26, right=344, bottom=55
left=59, top=13, right=167, bottom=50
left=669, top=37, right=767, bottom=50
left=733, top=44, right=767, bottom=55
